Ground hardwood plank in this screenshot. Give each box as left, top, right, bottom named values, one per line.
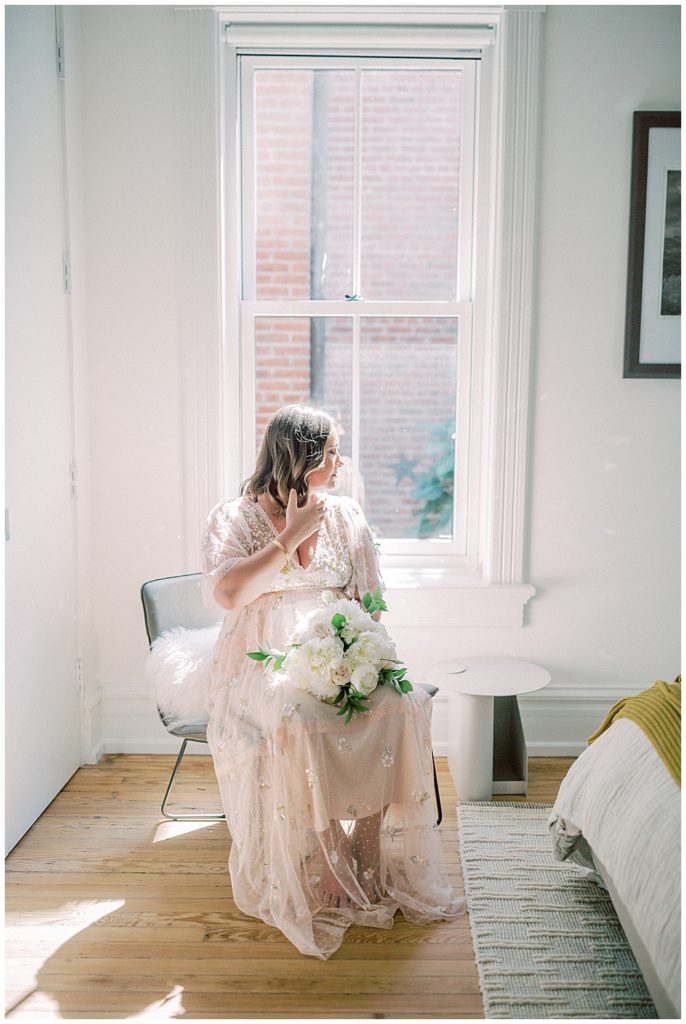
left=9, top=975, right=483, bottom=998
left=12, top=953, right=480, bottom=978
left=7, top=937, right=478, bottom=962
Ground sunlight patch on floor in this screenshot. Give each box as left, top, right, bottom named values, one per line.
left=139, top=985, right=186, bottom=1018
left=5, top=900, right=126, bottom=1019
left=6, top=898, right=125, bottom=930
left=152, top=820, right=219, bottom=844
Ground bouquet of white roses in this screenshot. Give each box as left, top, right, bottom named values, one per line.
left=247, top=588, right=413, bottom=723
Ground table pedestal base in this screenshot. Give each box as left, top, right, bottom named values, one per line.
left=448, top=693, right=528, bottom=801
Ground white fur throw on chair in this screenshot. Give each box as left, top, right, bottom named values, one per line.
left=145, top=625, right=220, bottom=731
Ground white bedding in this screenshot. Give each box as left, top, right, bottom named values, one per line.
left=548, top=718, right=680, bottom=1018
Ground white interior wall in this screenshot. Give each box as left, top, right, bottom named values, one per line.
left=519, top=3, right=681, bottom=743
left=68, top=5, right=679, bottom=759
left=417, top=4, right=681, bottom=751
left=5, top=6, right=83, bottom=850
left=77, top=6, right=188, bottom=755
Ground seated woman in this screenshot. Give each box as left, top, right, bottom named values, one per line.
left=202, top=404, right=465, bottom=959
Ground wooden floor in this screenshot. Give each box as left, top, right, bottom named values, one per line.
left=6, top=754, right=574, bottom=1020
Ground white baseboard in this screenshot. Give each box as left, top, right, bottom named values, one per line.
left=102, top=737, right=210, bottom=755
left=519, top=740, right=585, bottom=757
left=98, top=685, right=615, bottom=759
left=86, top=740, right=107, bottom=765
left=428, top=688, right=616, bottom=760
left=431, top=738, right=585, bottom=758
left=81, top=685, right=105, bottom=765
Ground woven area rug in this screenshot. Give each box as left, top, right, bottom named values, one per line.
left=457, top=802, right=657, bottom=1019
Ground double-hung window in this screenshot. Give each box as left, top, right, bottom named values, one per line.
left=188, top=7, right=544, bottom=622
left=238, top=55, right=476, bottom=569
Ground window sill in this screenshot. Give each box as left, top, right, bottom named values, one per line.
left=381, top=564, right=535, bottom=628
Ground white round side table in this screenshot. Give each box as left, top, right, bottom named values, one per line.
left=428, top=657, right=551, bottom=801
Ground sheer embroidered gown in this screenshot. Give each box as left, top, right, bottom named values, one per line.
left=201, top=493, right=465, bottom=959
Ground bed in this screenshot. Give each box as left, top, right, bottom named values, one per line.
left=548, top=678, right=681, bottom=1019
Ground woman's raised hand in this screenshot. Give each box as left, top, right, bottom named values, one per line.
left=285, top=488, right=325, bottom=544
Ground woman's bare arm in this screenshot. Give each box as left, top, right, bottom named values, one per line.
left=213, top=490, right=325, bottom=611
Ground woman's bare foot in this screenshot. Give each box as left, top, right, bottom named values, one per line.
left=352, top=810, right=385, bottom=902
left=317, top=821, right=354, bottom=909
left=318, top=850, right=352, bottom=908
left=356, top=856, right=382, bottom=901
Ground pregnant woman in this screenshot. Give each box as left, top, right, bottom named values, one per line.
left=202, top=403, right=464, bottom=959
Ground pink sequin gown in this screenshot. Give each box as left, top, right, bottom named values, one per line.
left=201, top=493, right=465, bottom=959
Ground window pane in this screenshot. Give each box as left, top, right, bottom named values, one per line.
left=360, top=318, right=458, bottom=540
left=253, top=71, right=355, bottom=300
left=361, top=70, right=462, bottom=300
left=254, top=317, right=354, bottom=470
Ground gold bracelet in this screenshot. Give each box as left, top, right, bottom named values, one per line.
left=271, top=537, right=291, bottom=573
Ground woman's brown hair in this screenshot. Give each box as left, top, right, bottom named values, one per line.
left=241, top=404, right=334, bottom=513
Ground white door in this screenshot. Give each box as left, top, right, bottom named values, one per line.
left=5, top=5, right=82, bottom=854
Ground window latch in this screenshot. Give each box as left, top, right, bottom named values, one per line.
left=344, top=294, right=364, bottom=301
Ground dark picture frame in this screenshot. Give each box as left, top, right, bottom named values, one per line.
left=624, top=111, right=681, bottom=379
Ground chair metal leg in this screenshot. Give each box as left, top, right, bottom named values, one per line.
left=161, top=738, right=226, bottom=821
left=431, top=752, right=443, bottom=826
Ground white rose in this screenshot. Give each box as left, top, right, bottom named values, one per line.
left=328, top=598, right=365, bottom=624
left=348, top=631, right=395, bottom=670
left=347, top=636, right=375, bottom=670
left=366, top=621, right=397, bottom=658
left=285, top=647, right=314, bottom=688
left=329, top=658, right=352, bottom=686
left=340, top=621, right=360, bottom=645
left=377, top=636, right=397, bottom=662
left=350, top=663, right=379, bottom=697
left=291, top=607, right=334, bottom=644
left=311, top=675, right=343, bottom=703
left=286, top=638, right=345, bottom=703
left=311, top=620, right=336, bottom=640
left=348, top=608, right=371, bottom=631
left=304, top=636, right=344, bottom=671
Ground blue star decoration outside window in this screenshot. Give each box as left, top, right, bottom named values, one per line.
left=390, top=454, right=419, bottom=484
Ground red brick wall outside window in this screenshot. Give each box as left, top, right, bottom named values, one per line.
left=252, top=69, right=463, bottom=540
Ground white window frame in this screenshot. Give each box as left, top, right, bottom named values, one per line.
left=177, top=6, right=544, bottom=626
left=239, top=54, right=476, bottom=566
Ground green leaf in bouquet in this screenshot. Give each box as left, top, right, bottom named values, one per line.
left=334, top=687, right=370, bottom=723
left=273, top=654, right=286, bottom=671
left=246, top=647, right=270, bottom=662
left=331, top=612, right=347, bottom=631
left=399, top=679, right=414, bottom=693
left=360, top=587, right=388, bottom=616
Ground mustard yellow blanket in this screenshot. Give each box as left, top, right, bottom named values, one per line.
left=588, top=677, right=681, bottom=787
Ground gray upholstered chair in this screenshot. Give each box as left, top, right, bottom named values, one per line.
left=141, top=573, right=224, bottom=821
left=141, top=572, right=442, bottom=826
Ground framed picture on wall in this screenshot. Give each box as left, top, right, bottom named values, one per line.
left=624, top=111, right=681, bottom=379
